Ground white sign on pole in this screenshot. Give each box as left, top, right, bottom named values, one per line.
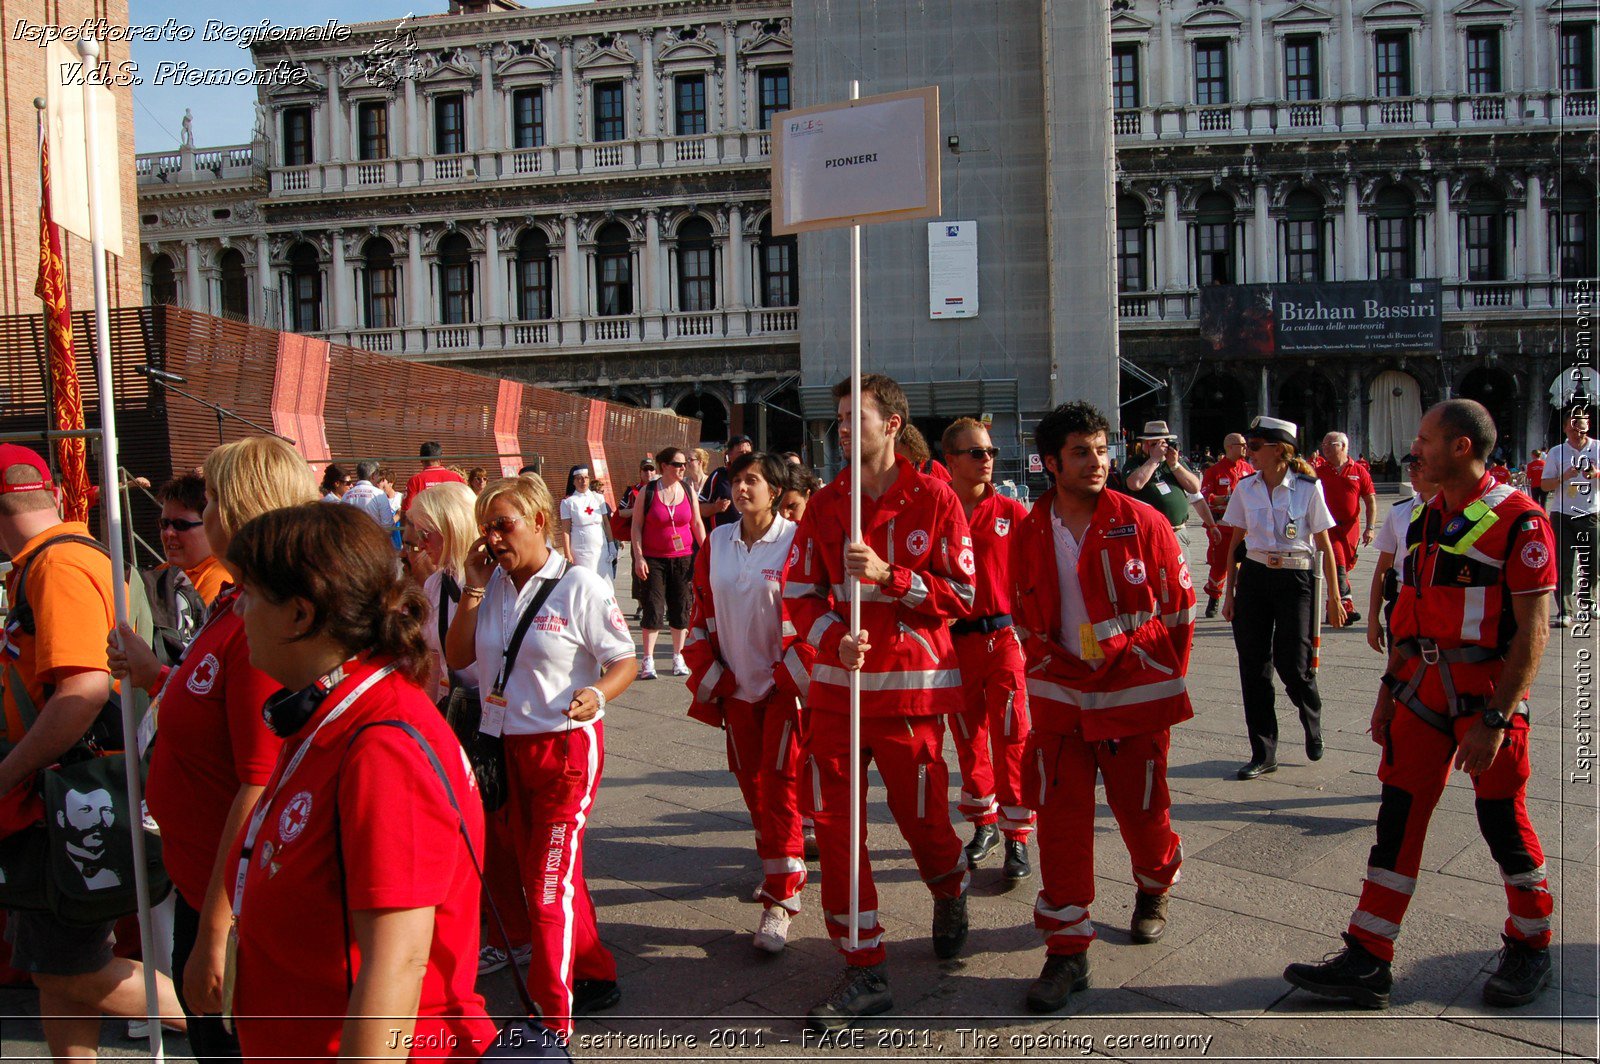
left=45, top=41, right=124, bottom=255
left=770, top=86, right=941, bottom=235
left=1028, top=453, right=1044, bottom=474
left=928, top=220, right=978, bottom=318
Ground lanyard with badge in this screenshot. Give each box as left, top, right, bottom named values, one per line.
left=661, top=485, right=688, bottom=553
left=481, top=562, right=570, bottom=737
left=222, top=662, right=395, bottom=1032
left=1281, top=479, right=1312, bottom=543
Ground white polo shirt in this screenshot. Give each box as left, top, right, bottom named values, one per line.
left=1373, top=493, right=1429, bottom=582
left=474, top=551, right=636, bottom=735
left=706, top=516, right=796, bottom=701
left=422, top=569, right=479, bottom=702
left=1221, top=471, right=1334, bottom=555
left=1543, top=438, right=1600, bottom=517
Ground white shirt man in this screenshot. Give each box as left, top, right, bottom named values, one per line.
left=1540, top=411, right=1599, bottom=623
left=341, top=462, right=395, bottom=529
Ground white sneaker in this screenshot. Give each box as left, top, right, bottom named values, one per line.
left=753, top=906, right=792, bottom=953
left=478, top=944, right=510, bottom=975
left=671, top=654, right=691, bottom=676
left=510, top=942, right=534, bottom=967
left=126, top=1019, right=150, bottom=1041
left=639, top=657, right=658, bottom=680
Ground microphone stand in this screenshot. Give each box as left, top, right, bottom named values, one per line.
left=145, top=376, right=294, bottom=446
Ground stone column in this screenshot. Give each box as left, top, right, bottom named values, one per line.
left=1343, top=176, right=1362, bottom=280
left=1347, top=365, right=1364, bottom=455
left=562, top=213, right=583, bottom=319
left=1428, top=0, right=1448, bottom=96
left=407, top=225, right=427, bottom=325
left=328, top=67, right=344, bottom=161
left=1157, top=0, right=1176, bottom=106
left=484, top=218, right=504, bottom=321
left=723, top=20, right=741, bottom=128
left=1526, top=171, right=1548, bottom=281
left=254, top=234, right=272, bottom=322
left=560, top=38, right=578, bottom=142
left=727, top=202, right=745, bottom=307
left=1259, top=365, right=1271, bottom=419
left=184, top=241, right=204, bottom=312
left=479, top=46, right=498, bottom=151
left=1253, top=182, right=1272, bottom=281
left=1522, top=0, right=1541, bottom=91
left=640, top=29, right=658, bottom=139
left=1250, top=0, right=1266, bottom=99
left=642, top=209, right=661, bottom=313
left=1341, top=0, right=1359, bottom=98
left=1164, top=182, right=1185, bottom=289
left=1434, top=175, right=1457, bottom=281
left=403, top=79, right=420, bottom=157
left=329, top=229, right=351, bottom=330
left=649, top=386, right=666, bottom=409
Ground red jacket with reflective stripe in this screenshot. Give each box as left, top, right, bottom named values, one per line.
left=682, top=529, right=813, bottom=727
left=783, top=456, right=976, bottom=717
left=967, top=488, right=1030, bottom=617
left=1011, top=489, right=1196, bottom=741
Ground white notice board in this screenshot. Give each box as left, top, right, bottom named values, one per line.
left=770, top=86, right=941, bottom=235
left=928, top=221, right=978, bottom=318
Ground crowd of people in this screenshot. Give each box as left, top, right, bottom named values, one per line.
left=0, top=384, right=1590, bottom=1058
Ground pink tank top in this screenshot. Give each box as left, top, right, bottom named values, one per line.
left=641, top=483, right=694, bottom=558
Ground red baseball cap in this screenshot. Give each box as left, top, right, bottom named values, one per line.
left=0, top=444, right=54, bottom=495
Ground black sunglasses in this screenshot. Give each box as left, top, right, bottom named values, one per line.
left=663, top=460, right=687, bottom=468
left=158, top=517, right=204, bottom=532
left=954, top=446, right=1000, bottom=461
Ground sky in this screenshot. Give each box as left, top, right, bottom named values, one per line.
left=129, top=0, right=580, bottom=152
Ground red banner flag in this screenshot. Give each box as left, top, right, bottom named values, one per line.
left=35, top=133, right=91, bottom=523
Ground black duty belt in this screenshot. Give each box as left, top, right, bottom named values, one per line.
left=952, top=613, right=1013, bottom=636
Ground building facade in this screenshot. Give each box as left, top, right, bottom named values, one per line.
left=137, top=0, right=1597, bottom=466
left=135, top=0, right=803, bottom=449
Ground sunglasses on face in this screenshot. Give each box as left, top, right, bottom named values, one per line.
left=158, top=517, right=204, bottom=532
left=403, top=541, right=427, bottom=554
left=1246, top=440, right=1279, bottom=452
left=479, top=515, right=524, bottom=537
left=955, top=446, right=1000, bottom=461
left=663, top=460, right=687, bottom=468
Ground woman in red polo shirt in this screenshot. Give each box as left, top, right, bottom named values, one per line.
left=108, top=436, right=316, bottom=1064
left=224, top=503, right=495, bottom=1062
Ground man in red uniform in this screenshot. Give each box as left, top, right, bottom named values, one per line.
left=402, top=440, right=467, bottom=512
left=1199, top=433, right=1253, bottom=618
left=1285, top=399, right=1557, bottom=1010
left=785, top=374, right=975, bottom=1031
left=940, top=417, right=1034, bottom=880
left=1525, top=450, right=1546, bottom=507
left=1010, top=403, right=1195, bottom=1013
left=1488, top=457, right=1511, bottom=485
left=1317, top=431, right=1377, bottom=624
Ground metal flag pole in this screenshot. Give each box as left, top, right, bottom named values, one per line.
left=77, top=36, right=165, bottom=1062
left=847, top=78, right=863, bottom=953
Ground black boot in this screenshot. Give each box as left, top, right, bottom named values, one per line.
left=806, top=965, right=892, bottom=1031
left=1283, top=933, right=1392, bottom=1009
left=1002, top=838, right=1031, bottom=881
left=964, top=823, right=1000, bottom=867
left=931, top=892, right=969, bottom=959
left=1204, top=596, right=1219, bottom=619
left=1482, top=934, right=1552, bottom=1007
left=1025, top=952, right=1091, bottom=1013
left=1130, top=890, right=1168, bottom=944
left=572, top=978, right=621, bottom=1014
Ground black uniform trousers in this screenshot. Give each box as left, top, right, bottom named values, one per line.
left=1230, top=558, right=1322, bottom=763
left=1550, top=511, right=1597, bottom=620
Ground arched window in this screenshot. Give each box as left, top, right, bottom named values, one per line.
left=1116, top=194, right=1148, bottom=292
left=757, top=217, right=797, bottom=307
left=149, top=253, right=177, bottom=305
left=438, top=233, right=474, bottom=324
left=288, top=242, right=321, bottom=332
left=1373, top=185, right=1416, bottom=280
left=1462, top=181, right=1506, bottom=282
left=515, top=229, right=553, bottom=320
left=1283, top=188, right=1324, bottom=283
left=363, top=237, right=397, bottom=329
left=219, top=248, right=248, bottom=320
left=1556, top=177, right=1597, bottom=279
left=676, top=216, right=715, bottom=312
left=1194, top=191, right=1235, bottom=285
left=594, top=222, right=632, bottom=316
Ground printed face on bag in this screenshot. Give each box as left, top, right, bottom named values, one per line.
left=58, top=787, right=122, bottom=890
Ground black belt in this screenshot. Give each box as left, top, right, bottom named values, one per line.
left=952, top=613, right=1012, bottom=636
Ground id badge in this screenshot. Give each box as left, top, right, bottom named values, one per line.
left=671, top=532, right=686, bottom=552
left=1155, top=480, right=1172, bottom=496
left=481, top=694, right=508, bottom=737
left=1078, top=622, right=1104, bottom=662
left=136, top=699, right=160, bottom=758
left=221, top=924, right=239, bottom=1034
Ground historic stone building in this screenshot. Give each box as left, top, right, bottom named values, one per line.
left=1109, top=0, right=1597, bottom=462
left=135, top=0, right=802, bottom=448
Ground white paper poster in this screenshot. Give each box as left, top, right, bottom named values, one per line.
left=928, top=221, right=978, bottom=318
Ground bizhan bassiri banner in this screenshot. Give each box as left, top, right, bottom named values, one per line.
left=1199, top=279, right=1443, bottom=357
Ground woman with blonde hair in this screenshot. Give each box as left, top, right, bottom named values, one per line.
left=446, top=475, right=637, bottom=1036
left=107, top=435, right=316, bottom=1063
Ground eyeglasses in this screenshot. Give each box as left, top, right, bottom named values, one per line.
left=663, top=460, right=687, bottom=468
left=954, top=446, right=1000, bottom=461
left=402, top=541, right=427, bottom=554
left=479, top=515, right=524, bottom=537
left=158, top=517, right=204, bottom=532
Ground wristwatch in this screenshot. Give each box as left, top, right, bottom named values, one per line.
left=1481, top=707, right=1513, bottom=730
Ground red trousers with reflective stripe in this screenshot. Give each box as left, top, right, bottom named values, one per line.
left=804, top=711, right=968, bottom=968
left=724, top=694, right=807, bottom=909
left=1348, top=706, right=1551, bottom=963
left=1025, top=725, right=1182, bottom=956
left=504, top=724, right=617, bottom=1037
left=482, top=803, right=533, bottom=950
left=952, top=630, right=1034, bottom=838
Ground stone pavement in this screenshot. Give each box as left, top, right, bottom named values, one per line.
left=2, top=490, right=1595, bottom=1062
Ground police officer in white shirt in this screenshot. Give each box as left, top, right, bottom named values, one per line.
left=1220, top=417, right=1346, bottom=779
left=1539, top=409, right=1599, bottom=627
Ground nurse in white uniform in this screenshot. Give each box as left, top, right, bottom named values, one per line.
left=560, top=465, right=613, bottom=575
